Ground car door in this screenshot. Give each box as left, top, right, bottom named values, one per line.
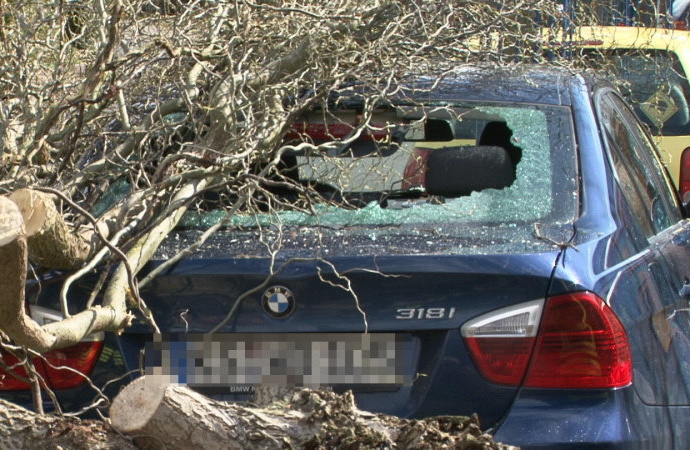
left=598, top=89, right=690, bottom=444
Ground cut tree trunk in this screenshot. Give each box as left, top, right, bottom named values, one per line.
left=110, top=376, right=515, bottom=449
left=9, top=189, right=91, bottom=270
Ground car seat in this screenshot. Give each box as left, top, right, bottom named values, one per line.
left=425, top=145, right=515, bottom=197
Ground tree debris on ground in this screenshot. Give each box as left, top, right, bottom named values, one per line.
left=108, top=377, right=515, bottom=449
left=0, top=398, right=135, bottom=450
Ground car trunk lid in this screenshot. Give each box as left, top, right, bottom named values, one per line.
left=135, top=249, right=559, bottom=427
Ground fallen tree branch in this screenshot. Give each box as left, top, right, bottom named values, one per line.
left=0, top=397, right=135, bottom=449
left=0, top=195, right=133, bottom=353
left=8, top=189, right=92, bottom=270
left=110, top=377, right=515, bottom=449
left=0, top=196, right=58, bottom=351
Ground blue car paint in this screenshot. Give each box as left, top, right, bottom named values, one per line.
left=493, top=387, right=669, bottom=449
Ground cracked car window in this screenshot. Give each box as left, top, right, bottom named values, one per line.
left=176, top=103, right=578, bottom=256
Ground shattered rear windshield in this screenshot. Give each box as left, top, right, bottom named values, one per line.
left=175, top=102, right=578, bottom=256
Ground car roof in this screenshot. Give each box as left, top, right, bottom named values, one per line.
left=392, top=64, right=588, bottom=107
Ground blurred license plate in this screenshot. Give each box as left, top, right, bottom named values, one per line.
left=145, top=333, right=413, bottom=391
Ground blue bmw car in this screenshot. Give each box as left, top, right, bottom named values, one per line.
left=14, top=64, right=690, bottom=448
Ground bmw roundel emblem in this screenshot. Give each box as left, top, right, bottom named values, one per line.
left=261, top=286, right=295, bottom=318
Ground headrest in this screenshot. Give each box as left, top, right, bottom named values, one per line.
left=479, top=121, right=522, bottom=167
left=424, top=119, right=455, bottom=141
left=425, top=145, right=515, bottom=197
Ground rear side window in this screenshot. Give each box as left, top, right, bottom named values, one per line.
left=584, top=49, right=690, bottom=136
left=598, top=91, right=681, bottom=238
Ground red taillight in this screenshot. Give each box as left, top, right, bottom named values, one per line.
left=524, top=292, right=631, bottom=389
left=0, top=351, right=42, bottom=390
left=463, top=293, right=632, bottom=389
left=465, top=336, right=535, bottom=385
left=0, top=341, right=104, bottom=391
left=679, top=147, right=690, bottom=203
left=42, top=341, right=104, bottom=390
left=462, top=300, right=543, bottom=386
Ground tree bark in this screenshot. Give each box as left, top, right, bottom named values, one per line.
left=0, top=194, right=132, bottom=353
left=110, top=377, right=515, bottom=449
left=0, top=398, right=136, bottom=450
left=0, top=196, right=56, bottom=351
left=9, top=189, right=91, bottom=270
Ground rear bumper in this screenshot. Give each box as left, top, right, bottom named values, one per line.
left=0, top=334, right=680, bottom=449
left=492, top=387, right=670, bottom=449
